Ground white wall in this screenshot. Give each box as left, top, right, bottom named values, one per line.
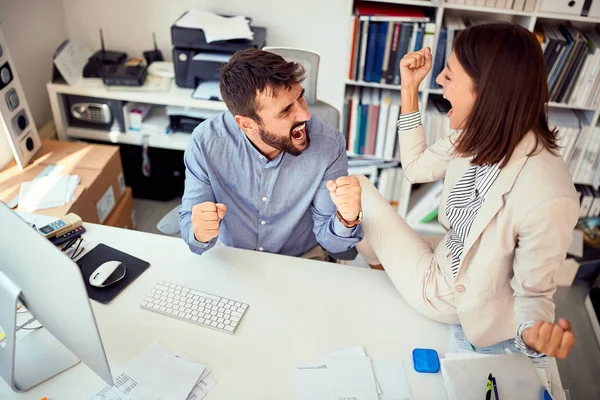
left=0, top=0, right=68, bottom=168
left=61, top=0, right=353, bottom=112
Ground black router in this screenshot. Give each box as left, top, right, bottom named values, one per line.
left=83, top=29, right=127, bottom=78
left=143, top=32, right=164, bottom=65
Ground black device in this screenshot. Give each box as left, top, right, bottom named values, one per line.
left=50, top=226, right=86, bottom=246
left=103, top=64, right=147, bottom=86
left=63, top=94, right=126, bottom=131
left=171, top=12, right=267, bottom=89
left=143, top=32, right=164, bottom=65
left=83, top=29, right=128, bottom=78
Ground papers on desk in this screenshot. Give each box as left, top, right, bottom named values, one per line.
left=87, top=342, right=217, bottom=400
left=174, top=11, right=254, bottom=43
left=293, top=346, right=413, bottom=400
left=17, top=165, right=79, bottom=211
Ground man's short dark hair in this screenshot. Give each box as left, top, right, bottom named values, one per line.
left=219, top=48, right=305, bottom=123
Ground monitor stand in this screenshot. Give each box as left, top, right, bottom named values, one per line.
left=0, top=272, right=80, bottom=392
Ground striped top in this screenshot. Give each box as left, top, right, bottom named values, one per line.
left=445, top=163, right=501, bottom=277
left=397, top=111, right=544, bottom=358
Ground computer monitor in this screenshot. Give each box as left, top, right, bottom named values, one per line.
left=0, top=202, right=113, bottom=392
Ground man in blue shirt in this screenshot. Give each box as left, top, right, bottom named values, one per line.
left=179, top=48, right=363, bottom=258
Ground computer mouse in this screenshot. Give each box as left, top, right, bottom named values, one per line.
left=89, top=261, right=127, bottom=288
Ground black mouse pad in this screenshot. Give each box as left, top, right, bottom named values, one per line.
left=76, top=243, right=150, bottom=304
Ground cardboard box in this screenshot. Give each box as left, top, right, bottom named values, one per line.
left=0, top=139, right=126, bottom=223
left=105, top=187, right=135, bottom=229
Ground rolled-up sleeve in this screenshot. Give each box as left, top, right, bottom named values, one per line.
left=311, top=133, right=364, bottom=253
left=179, top=135, right=217, bottom=255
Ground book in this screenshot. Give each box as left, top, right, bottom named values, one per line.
left=383, top=93, right=401, bottom=160
left=364, top=22, right=379, bottom=82
left=358, top=20, right=370, bottom=82
left=341, top=90, right=351, bottom=146
left=375, top=90, right=392, bottom=158
left=512, top=0, right=525, bottom=10
left=348, top=17, right=360, bottom=80
left=413, top=24, right=425, bottom=52
left=524, top=0, right=537, bottom=12
left=385, top=23, right=401, bottom=84
left=366, top=89, right=380, bottom=155
left=420, top=23, right=436, bottom=91
left=431, top=28, right=447, bottom=89
left=393, top=23, right=414, bottom=85
left=347, top=87, right=361, bottom=152
left=380, top=22, right=394, bottom=84
left=373, top=22, right=389, bottom=83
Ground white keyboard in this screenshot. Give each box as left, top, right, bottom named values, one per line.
left=140, top=281, right=249, bottom=335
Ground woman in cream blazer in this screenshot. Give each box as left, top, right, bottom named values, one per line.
left=358, top=23, right=579, bottom=359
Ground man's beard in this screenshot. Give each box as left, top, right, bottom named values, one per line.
left=258, top=122, right=310, bottom=156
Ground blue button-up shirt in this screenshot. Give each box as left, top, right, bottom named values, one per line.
left=179, top=112, right=363, bottom=257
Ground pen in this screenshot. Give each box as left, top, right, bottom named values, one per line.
left=492, top=376, right=499, bottom=400
left=485, top=373, right=493, bottom=400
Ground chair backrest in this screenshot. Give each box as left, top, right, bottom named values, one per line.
left=262, top=47, right=320, bottom=104
left=262, top=47, right=339, bottom=128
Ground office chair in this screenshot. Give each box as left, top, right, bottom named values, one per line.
left=157, top=48, right=355, bottom=261
left=262, top=47, right=340, bottom=127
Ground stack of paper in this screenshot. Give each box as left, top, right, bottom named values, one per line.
left=174, top=11, right=254, bottom=43
left=293, top=346, right=413, bottom=400
left=87, top=342, right=217, bottom=400
left=18, top=173, right=80, bottom=211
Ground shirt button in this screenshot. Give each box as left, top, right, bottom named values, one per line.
left=261, top=221, right=266, bottom=225
left=262, top=197, right=267, bottom=202
left=258, top=247, right=264, bottom=251
left=455, top=285, right=466, bottom=293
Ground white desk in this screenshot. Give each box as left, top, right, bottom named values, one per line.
left=0, top=224, right=564, bottom=399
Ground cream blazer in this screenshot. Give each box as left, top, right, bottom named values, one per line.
left=400, top=125, right=579, bottom=347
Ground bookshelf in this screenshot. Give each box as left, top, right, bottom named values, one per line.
left=343, top=0, right=600, bottom=235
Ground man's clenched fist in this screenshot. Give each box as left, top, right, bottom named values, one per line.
left=327, top=176, right=362, bottom=226
left=192, top=202, right=227, bottom=243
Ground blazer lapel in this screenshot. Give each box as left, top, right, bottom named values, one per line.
left=457, top=133, right=537, bottom=274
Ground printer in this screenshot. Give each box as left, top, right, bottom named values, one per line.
left=171, top=12, right=267, bottom=89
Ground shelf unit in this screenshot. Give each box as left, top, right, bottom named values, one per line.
left=346, top=0, right=600, bottom=235
left=47, top=79, right=228, bottom=152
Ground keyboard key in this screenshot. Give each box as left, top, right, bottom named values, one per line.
left=217, top=313, right=224, bottom=318
left=232, top=311, right=243, bottom=318
left=211, top=321, right=218, bottom=327
left=231, top=315, right=240, bottom=322
left=141, top=301, right=148, bottom=307
left=235, top=302, right=241, bottom=307
left=237, top=307, right=245, bottom=313
left=192, top=316, right=198, bottom=321
left=218, top=317, right=224, bottom=323
left=228, top=300, right=235, bottom=305
left=225, top=304, right=231, bottom=309
left=241, top=304, right=248, bottom=309
left=225, top=325, right=235, bottom=332
left=225, top=309, right=231, bottom=315
left=218, top=323, right=225, bottom=329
